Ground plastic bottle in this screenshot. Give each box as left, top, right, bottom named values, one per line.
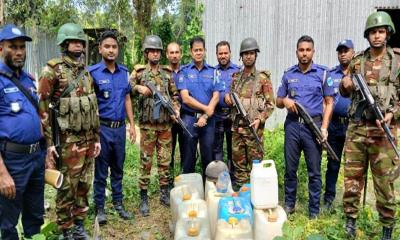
left=216, top=171, right=230, bottom=193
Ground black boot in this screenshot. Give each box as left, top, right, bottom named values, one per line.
left=160, top=186, right=170, bottom=207
left=72, top=220, right=90, bottom=240
left=382, top=226, right=393, bottom=240
left=140, top=189, right=150, bottom=217
left=95, top=207, right=107, bottom=225
left=345, top=217, right=356, bottom=239
left=113, top=201, right=132, bottom=220
left=60, top=229, right=74, bottom=240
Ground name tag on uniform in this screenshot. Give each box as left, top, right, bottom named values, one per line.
left=178, top=75, right=184, bottom=83
left=288, top=79, right=298, bottom=83
left=201, top=74, right=213, bottom=79
left=188, top=74, right=196, bottom=79
left=98, top=79, right=110, bottom=85
left=4, top=87, right=19, bottom=93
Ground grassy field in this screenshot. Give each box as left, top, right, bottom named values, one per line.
left=36, top=126, right=400, bottom=240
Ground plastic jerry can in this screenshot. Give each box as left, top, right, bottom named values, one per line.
left=174, top=217, right=211, bottom=240
left=206, top=188, right=232, bottom=239
left=171, top=185, right=200, bottom=226
left=177, top=199, right=208, bottom=221
left=251, top=160, right=278, bottom=209
left=174, top=173, right=204, bottom=199
left=217, top=196, right=253, bottom=225
left=254, top=205, right=287, bottom=240
left=214, top=218, right=253, bottom=240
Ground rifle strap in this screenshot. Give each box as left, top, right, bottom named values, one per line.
left=0, top=71, right=39, bottom=113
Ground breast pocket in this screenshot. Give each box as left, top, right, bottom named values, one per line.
left=4, top=91, right=25, bottom=114
left=98, top=80, right=112, bottom=100
left=287, top=81, right=300, bottom=98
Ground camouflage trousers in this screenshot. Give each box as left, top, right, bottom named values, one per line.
left=232, top=127, right=263, bottom=188
left=56, top=140, right=96, bottom=230
left=139, top=128, right=172, bottom=190
left=343, top=120, right=399, bottom=227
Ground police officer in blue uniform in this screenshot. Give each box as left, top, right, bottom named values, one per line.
left=213, top=41, right=239, bottom=180
left=177, top=36, right=223, bottom=174
left=89, top=31, right=135, bottom=224
left=276, top=35, right=335, bottom=218
left=323, top=39, right=354, bottom=209
left=0, top=24, right=45, bottom=240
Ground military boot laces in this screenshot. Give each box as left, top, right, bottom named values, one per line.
left=345, top=217, right=356, bottom=239
left=140, top=190, right=150, bottom=217
left=381, top=226, right=393, bottom=240
left=73, top=220, right=90, bottom=240
left=160, top=186, right=170, bottom=207
left=113, top=202, right=132, bottom=220
left=95, top=207, right=107, bottom=225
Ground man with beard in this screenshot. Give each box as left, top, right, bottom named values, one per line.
left=166, top=42, right=183, bottom=187
left=177, top=36, right=222, bottom=175
left=130, top=35, right=179, bottom=216
left=224, top=38, right=275, bottom=190
left=276, top=35, right=334, bottom=219
left=0, top=24, right=46, bottom=240
left=38, top=23, right=101, bottom=239
left=89, top=30, right=135, bottom=225
left=323, top=39, right=354, bottom=210
left=340, top=12, right=400, bottom=240
left=214, top=41, right=239, bottom=183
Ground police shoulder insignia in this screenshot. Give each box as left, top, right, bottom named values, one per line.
left=47, top=58, right=63, bottom=68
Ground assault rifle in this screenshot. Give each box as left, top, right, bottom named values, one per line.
left=145, top=82, right=193, bottom=138
left=294, top=102, right=340, bottom=162
left=231, top=92, right=264, bottom=153
left=49, top=104, right=61, bottom=169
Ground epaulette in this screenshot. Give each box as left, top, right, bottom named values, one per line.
left=27, top=73, right=35, bottom=81
left=259, top=70, right=271, bottom=78
left=119, top=64, right=128, bottom=72
left=284, top=65, right=296, bottom=73
left=161, top=65, right=172, bottom=72
left=47, top=58, right=63, bottom=68
left=88, top=63, right=101, bottom=73
left=314, top=64, right=329, bottom=70
left=392, top=48, right=400, bottom=55
left=353, top=50, right=365, bottom=59
left=133, top=64, right=146, bottom=72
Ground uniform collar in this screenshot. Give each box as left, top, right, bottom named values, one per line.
left=189, top=61, right=211, bottom=70
left=293, top=63, right=317, bottom=73
left=365, top=47, right=391, bottom=61
left=0, top=61, right=27, bottom=79
left=216, top=61, right=236, bottom=70
left=99, top=60, right=120, bottom=73
left=62, top=55, right=85, bottom=68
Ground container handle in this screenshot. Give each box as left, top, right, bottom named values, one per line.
left=261, top=159, right=275, bottom=168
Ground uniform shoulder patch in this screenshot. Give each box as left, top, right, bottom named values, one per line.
left=47, top=58, right=63, bottom=68
left=133, top=64, right=146, bottom=72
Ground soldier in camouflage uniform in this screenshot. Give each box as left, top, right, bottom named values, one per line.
left=130, top=35, right=179, bottom=216
left=340, top=12, right=400, bottom=240
left=38, top=23, right=101, bottom=240
left=224, top=38, right=275, bottom=190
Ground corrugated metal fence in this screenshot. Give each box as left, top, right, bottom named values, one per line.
left=201, top=0, right=400, bottom=128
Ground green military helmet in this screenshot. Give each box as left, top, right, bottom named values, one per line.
left=364, top=11, right=395, bottom=38
left=240, top=37, right=260, bottom=54
left=142, top=35, right=163, bottom=51
left=56, top=23, right=86, bottom=46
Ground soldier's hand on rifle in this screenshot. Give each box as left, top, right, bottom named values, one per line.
left=0, top=164, right=16, bottom=199
left=283, top=98, right=298, bottom=114
left=170, top=109, right=180, bottom=123
left=128, top=126, right=136, bottom=144
left=250, top=118, right=261, bottom=131
left=320, top=127, right=328, bottom=142
left=136, top=85, right=152, bottom=96
left=46, top=146, right=59, bottom=169
left=225, top=94, right=233, bottom=106
left=94, top=142, right=101, bottom=158
left=376, top=112, right=394, bottom=132
left=194, top=115, right=207, bottom=128
left=341, top=76, right=354, bottom=92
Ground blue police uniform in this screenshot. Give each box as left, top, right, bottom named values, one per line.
left=176, top=61, right=223, bottom=173
left=89, top=61, right=131, bottom=209
left=277, top=63, right=334, bottom=216
left=324, top=65, right=351, bottom=204
left=213, top=62, right=240, bottom=175
left=0, top=25, right=45, bottom=240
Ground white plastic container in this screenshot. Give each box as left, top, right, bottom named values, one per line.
left=254, top=205, right=287, bottom=240
left=174, top=217, right=211, bottom=240
left=174, top=173, right=204, bottom=199
left=171, top=185, right=200, bottom=226
left=205, top=179, right=234, bottom=201
left=251, top=160, right=278, bottom=209
left=214, top=218, right=253, bottom=240
left=206, top=188, right=233, bottom=239
left=177, top=199, right=208, bottom=221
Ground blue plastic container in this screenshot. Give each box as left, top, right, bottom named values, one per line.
left=238, top=183, right=251, bottom=206
left=217, top=196, right=253, bottom=225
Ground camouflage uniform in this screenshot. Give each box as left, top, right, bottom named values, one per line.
left=230, top=68, right=275, bottom=187
left=341, top=47, right=400, bottom=227
left=130, top=64, right=178, bottom=190
left=38, top=55, right=100, bottom=230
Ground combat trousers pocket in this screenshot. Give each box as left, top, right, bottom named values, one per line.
left=69, top=97, right=82, bottom=132
left=80, top=96, right=91, bottom=131
left=57, top=98, right=70, bottom=131
left=88, top=94, right=99, bottom=129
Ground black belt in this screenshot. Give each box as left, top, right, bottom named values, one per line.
left=180, top=109, right=201, bottom=117
left=289, top=115, right=322, bottom=124
left=331, top=116, right=349, bottom=124
left=2, top=141, right=41, bottom=154
left=216, top=107, right=231, bottom=114
left=100, top=119, right=125, bottom=128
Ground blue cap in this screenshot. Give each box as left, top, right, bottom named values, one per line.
left=0, top=24, right=32, bottom=42
left=336, top=39, right=354, bottom=51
